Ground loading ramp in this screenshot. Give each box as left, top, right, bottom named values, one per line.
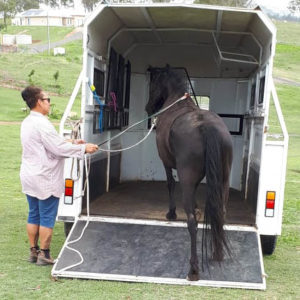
left=52, top=217, right=266, bottom=289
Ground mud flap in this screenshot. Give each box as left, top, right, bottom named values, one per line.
left=52, top=216, right=266, bottom=289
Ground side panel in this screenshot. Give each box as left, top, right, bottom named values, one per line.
left=120, top=73, right=166, bottom=181
left=195, top=78, right=248, bottom=190
left=256, top=143, right=286, bottom=235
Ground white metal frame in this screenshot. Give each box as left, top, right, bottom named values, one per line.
left=256, top=79, right=289, bottom=235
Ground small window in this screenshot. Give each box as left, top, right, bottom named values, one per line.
left=196, top=96, right=210, bottom=110
left=93, top=68, right=105, bottom=97
left=258, top=76, right=266, bottom=105
left=250, top=83, right=256, bottom=108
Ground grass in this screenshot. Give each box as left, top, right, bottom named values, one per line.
left=0, top=87, right=81, bottom=121
left=274, top=21, right=300, bottom=46
left=272, top=21, right=300, bottom=83
left=0, top=25, right=75, bottom=45
left=273, top=44, right=300, bottom=83
left=0, top=20, right=299, bottom=299
left=0, top=47, right=82, bottom=95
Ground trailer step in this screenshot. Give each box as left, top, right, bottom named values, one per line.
left=52, top=217, right=266, bottom=289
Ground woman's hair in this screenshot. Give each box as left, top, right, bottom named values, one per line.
left=21, top=86, right=43, bottom=109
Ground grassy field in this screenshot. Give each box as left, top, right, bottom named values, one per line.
left=0, top=87, right=81, bottom=121
left=0, top=25, right=74, bottom=45
left=274, top=21, right=300, bottom=46
left=0, top=43, right=82, bottom=95
left=0, top=21, right=299, bottom=299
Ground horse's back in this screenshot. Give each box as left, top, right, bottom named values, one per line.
left=171, top=109, right=232, bottom=148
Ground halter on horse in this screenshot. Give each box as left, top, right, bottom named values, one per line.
left=146, top=66, right=233, bottom=281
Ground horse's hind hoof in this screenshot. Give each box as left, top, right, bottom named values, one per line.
left=186, top=273, right=200, bottom=281
left=166, top=211, right=177, bottom=220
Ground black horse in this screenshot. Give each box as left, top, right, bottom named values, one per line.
left=145, top=66, right=233, bottom=281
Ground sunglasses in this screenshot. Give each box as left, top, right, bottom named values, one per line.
left=41, top=98, right=51, bottom=103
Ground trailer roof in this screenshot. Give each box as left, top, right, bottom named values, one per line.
left=85, top=4, right=276, bottom=77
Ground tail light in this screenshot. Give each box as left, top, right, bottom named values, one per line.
left=265, top=191, right=276, bottom=217
left=64, top=179, right=74, bottom=205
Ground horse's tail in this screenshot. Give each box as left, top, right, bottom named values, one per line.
left=202, top=125, right=231, bottom=267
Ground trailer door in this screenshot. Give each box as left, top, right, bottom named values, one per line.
left=52, top=217, right=266, bottom=289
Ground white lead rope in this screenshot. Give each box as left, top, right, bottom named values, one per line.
left=54, top=94, right=188, bottom=275
left=55, top=121, right=157, bottom=274
left=55, top=155, right=91, bottom=274
left=98, top=118, right=157, bottom=153
left=97, top=93, right=188, bottom=148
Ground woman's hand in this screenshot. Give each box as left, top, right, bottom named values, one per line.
left=85, top=143, right=99, bottom=154
left=74, top=139, right=85, bottom=145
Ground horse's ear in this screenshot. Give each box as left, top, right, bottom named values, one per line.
left=147, top=65, right=153, bottom=72
left=165, top=64, right=170, bottom=70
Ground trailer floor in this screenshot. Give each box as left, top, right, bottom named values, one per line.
left=83, top=181, right=255, bottom=225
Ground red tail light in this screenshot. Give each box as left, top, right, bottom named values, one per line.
left=64, top=179, right=74, bottom=205
left=265, top=191, right=276, bottom=217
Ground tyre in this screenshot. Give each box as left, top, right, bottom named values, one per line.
left=260, top=235, right=277, bottom=255
left=64, top=222, right=74, bottom=238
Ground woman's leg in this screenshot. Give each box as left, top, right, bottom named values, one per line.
left=37, top=196, right=59, bottom=264
left=26, top=195, right=40, bottom=247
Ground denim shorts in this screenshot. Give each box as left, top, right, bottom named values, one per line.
left=26, top=195, right=59, bottom=228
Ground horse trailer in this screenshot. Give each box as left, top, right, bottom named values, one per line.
left=52, top=3, right=288, bottom=290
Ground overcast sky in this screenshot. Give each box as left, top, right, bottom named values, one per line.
left=257, top=0, right=290, bottom=13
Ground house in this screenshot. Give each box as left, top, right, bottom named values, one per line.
left=12, top=9, right=85, bottom=27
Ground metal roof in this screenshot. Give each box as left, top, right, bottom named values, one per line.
left=85, top=3, right=276, bottom=77
left=15, top=8, right=84, bottom=18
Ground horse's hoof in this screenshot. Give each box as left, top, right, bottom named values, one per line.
left=166, top=211, right=177, bottom=220
left=187, top=273, right=200, bottom=281
left=195, top=208, right=202, bottom=222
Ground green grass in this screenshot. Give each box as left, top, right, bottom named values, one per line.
left=272, top=21, right=300, bottom=83
left=0, top=25, right=74, bottom=45
left=0, top=45, right=82, bottom=95
left=273, top=44, right=300, bottom=83
left=274, top=21, right=300, bottom=46
left=0, top=86, right=81, bottom=121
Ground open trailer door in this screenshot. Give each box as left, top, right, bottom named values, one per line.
left=52, top=217, right=266, bottom=290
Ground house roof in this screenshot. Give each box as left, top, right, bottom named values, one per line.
left=15, top=8, right=85, bottom=18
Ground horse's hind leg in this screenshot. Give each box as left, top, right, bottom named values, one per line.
left=165, top=166, right=177, bottom=220
left=176, top=167, right=200, bottom=280
left=182, top=185, right=199, bottom=281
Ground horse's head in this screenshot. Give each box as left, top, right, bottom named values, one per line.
left=145, top=65, right=186, bottom=115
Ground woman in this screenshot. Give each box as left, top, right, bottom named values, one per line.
left=20, top=86, right=98, bottom=266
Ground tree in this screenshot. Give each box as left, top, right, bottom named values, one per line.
left=39, top=0, right=74, bottom=8
left=81, top=0, right=101, bottom=11
left=16, top=0, right=39, bottom=12
left=0, top=0, right=17, bottom=28
left=288, top=0, right=300, bottom=14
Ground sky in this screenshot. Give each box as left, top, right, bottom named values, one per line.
left=256, top=0, right=290, bottom=13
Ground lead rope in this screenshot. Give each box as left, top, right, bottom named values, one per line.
left=55, top=154, right=91, bottom=274
left=54, top=94, right=188, bottom=275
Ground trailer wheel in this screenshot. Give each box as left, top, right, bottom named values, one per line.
left=64, top=222, right=74, bottom=238
left=260, top=235, right=277, bottom=255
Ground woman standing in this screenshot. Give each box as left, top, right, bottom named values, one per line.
left=20, top=86, right=98, bottom=266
